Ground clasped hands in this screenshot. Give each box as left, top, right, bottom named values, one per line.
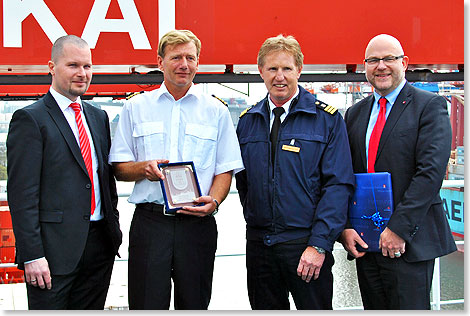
left=340, top=227, right=405, bottom=259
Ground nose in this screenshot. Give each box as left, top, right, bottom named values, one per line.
left=274, top=69, right=285, bottom=80
left=179, top=57, right=189, bottom=69
left=77, top=66, right=86, bottom=77
left=377, top=59, right=388, bottom=69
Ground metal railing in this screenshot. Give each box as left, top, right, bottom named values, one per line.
left=0, top=179, right=464, bottom=310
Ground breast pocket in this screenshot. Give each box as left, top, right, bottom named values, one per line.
left=183, top=124, right=217, bottom=170
left=132, top=122, right=165, bottom=160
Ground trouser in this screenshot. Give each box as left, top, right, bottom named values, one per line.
left=246, top=238, right=335, bottom=310
left=356, top=252, right=435, bottom=309
left=26, top=220, right=115, bottom=310
left=128, top=203, right=217, bottom=310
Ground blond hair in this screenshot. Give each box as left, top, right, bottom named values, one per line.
left=158, top=30, right=201, bottom=58
left=257, top=34, right=303, bottom=69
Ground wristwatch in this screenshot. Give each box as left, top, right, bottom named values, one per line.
left=313, top=246, right=326, bottom=254
left=211, top=198, right=220, bottom=216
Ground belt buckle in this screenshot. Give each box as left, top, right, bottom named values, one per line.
left=163, top=205, right=175, bottom=216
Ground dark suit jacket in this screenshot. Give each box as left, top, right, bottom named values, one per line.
left=7, top=91, right=122, bottom=275
left=345, top=82, right=456, bottom=262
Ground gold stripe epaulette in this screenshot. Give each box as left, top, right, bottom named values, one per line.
left=315, top=100, right=337, bottom=115
left=212, top=94, right=229, bottom=106
left=239, top=105, right=253, bottom=118
left=126, top=91, right=144, bottom=100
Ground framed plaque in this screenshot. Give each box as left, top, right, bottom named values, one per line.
left=158, top=161, right=204, bottom=214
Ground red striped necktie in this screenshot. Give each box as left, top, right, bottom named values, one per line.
left=368, top=97, right=387, bottom=173
left=70, top=102, right=95, bottom=214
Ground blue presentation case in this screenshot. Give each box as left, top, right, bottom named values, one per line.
left=349, top=172, right=394, bottom=252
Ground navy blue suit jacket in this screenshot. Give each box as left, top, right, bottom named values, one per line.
left=345, top=82, right=456, bottom=262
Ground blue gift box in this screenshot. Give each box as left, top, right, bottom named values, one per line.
left=349, top=172, right=394, bottom=252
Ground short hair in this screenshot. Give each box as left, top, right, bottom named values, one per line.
left=158, top=30, right=201, bottom=58
left=51, top=35, right=89, bottom=62
left=257, top=34, right=304, bottom=69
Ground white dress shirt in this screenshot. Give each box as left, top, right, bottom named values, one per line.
left=109, top=83, right=244, bottom=205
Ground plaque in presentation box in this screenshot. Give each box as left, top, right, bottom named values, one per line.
left=349, top=172, right=394, bottom=252
left=158, top=161, right=204, bottom=214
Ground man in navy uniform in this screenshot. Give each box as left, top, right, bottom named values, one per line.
left=235, top=34, right=354, bottom=310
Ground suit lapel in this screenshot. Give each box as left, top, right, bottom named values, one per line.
left=376, top=83, right=413, bottom=161
left=82, top=103, right=104, bottom=169
left=44, top=92, right=89, bottom=176
left=358, top=96, right=374, bottom=171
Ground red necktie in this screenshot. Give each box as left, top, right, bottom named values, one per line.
left=368, top=97, right=387, bottom=173
left=70, top=103, right=95, bottom=214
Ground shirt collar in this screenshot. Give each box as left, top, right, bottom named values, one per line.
left=373, top=79, right=406, bottom=107
left=268, top=87, right=299, bottom=114
left=49, top=87, right=82, bottom=112
left=159, top=82, right=200, bottom=102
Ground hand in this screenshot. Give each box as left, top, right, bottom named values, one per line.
left=24, top=258, right=52, bottom=290
left=379, top=227, right=406, bottom=258
left=178, top=195, right=216, bottom=217
left=144, top=159, right=169, bottom=181
left=296, top=246, right=325, bottom=283
left=339, top=228, right=368, bottom=258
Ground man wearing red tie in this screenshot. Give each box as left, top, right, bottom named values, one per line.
left=340, top=34, right=456, bottom=309
left=7, top=35, right=122, bottom=309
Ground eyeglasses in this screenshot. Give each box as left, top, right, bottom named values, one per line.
left=364, top=55, right=404, bottom=66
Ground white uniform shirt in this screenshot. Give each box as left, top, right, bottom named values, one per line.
left=50, top=87, right=102, bottom=221
left=109, top=83, right=244, bottom=204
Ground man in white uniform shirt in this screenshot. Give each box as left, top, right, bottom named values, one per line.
left=109, top=29, right=243, bottom=310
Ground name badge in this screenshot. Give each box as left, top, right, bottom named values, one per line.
left=282, top=145, right=300, bottom=153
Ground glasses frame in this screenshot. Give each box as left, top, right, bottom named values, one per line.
left=364, top=55, right=405, bottom=65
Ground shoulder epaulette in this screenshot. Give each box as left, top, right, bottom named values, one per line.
left=315, top=100, right=337, bottom=115
left=239, top=105, right=253, bottom=118
left=212, top=94, right=229, bottom=107
left=126, top=91, right=144, bottom=100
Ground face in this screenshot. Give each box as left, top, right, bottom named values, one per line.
left=364, top=37, right=409, bottom=96
left=158, top=42, right=199, bottom=94
left=48, top=43, right=92, bottom=101
left=258, top=51, right=302, bottom=107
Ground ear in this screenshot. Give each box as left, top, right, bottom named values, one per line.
left=258, top=65, right=264, bottom=80
left=296, top=65, right=303, bottom=79
left=401, top=56, right=409, bottom=71
left=157, top=55, right=164, bottom=71
left=48, top=61, right=55, bottom=75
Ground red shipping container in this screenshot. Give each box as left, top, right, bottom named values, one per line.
left=0, top=267, right=24, bottom=284
left=0, top=246, right=15, bottom=263
left=0, top=228, right=15, bottom=247
left=0, top=207, right=12, bottom=229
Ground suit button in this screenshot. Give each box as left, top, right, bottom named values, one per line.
left=86, top=184, right=91, bottom=189
left=83, top=215, right=90, bottom=220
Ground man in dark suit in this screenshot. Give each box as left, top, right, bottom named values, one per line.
left=340, top=34, right=456, bottom=309
left=7, top=35, right=122, bottom=309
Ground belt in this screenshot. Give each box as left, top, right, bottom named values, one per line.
left=136, top=203, right=175, bottom=216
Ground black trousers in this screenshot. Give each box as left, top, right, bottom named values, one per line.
left=26, top=221, right=115, bottom=310
left=128, top=204, right=217, bottom=310
left=356, top=252, right=435, bottom=309
left=246, top=238, right=334, bottom=310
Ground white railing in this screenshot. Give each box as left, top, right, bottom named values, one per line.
left=0, top=179, right=464, bottom=310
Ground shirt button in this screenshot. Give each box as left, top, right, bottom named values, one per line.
left=86, top=184, right=91, bottom=189
left=83, top=215, right=90, bottom=220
